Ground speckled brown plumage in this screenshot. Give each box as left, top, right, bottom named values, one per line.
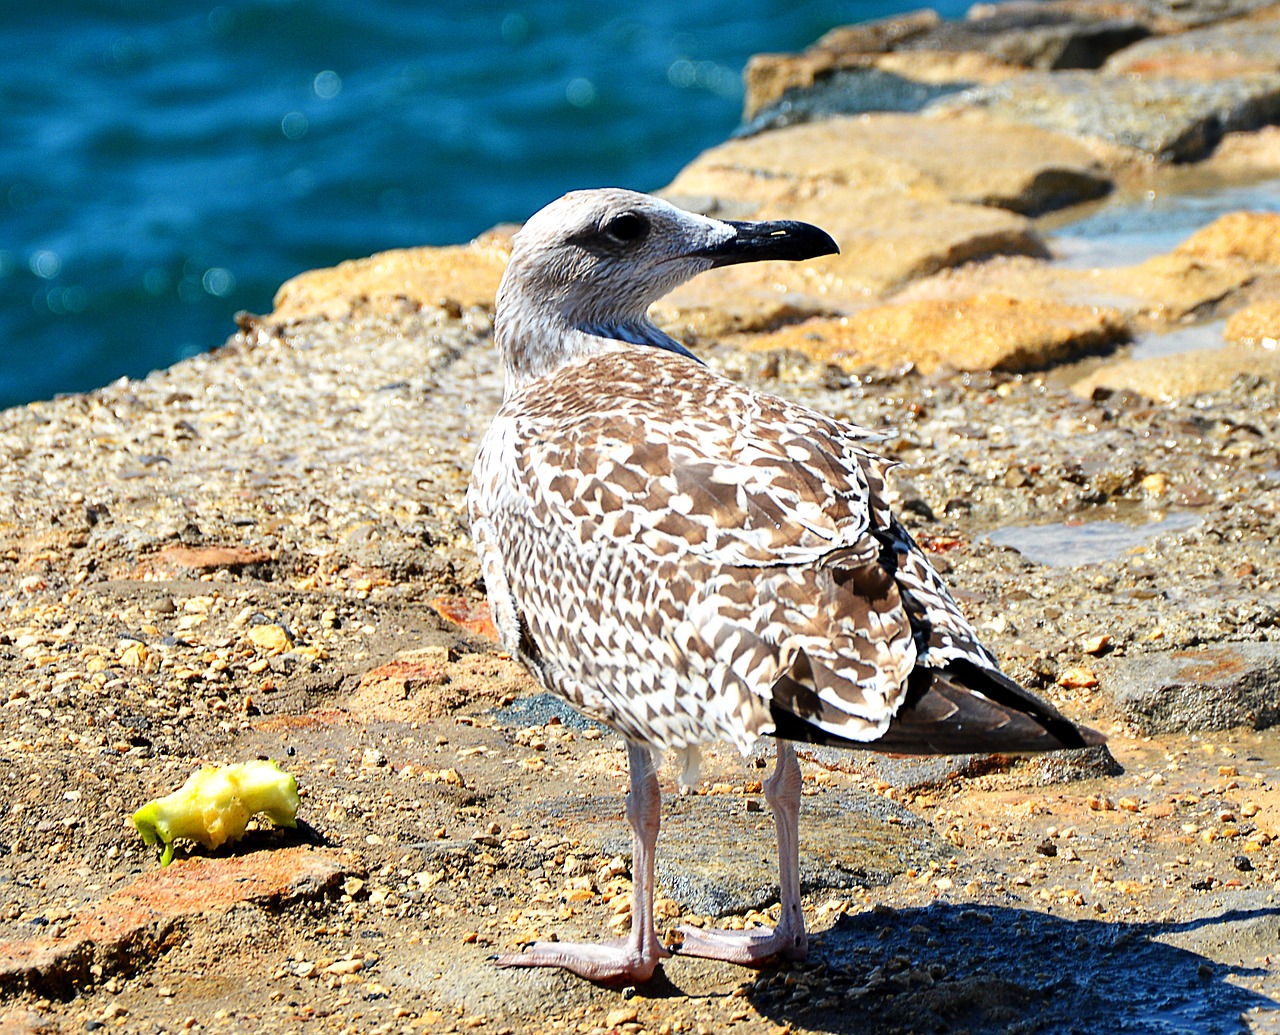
left=466, top=188, right=1101, bottom=983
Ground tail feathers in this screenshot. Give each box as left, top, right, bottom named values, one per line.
left=770, top=659, right=1104, bottom=755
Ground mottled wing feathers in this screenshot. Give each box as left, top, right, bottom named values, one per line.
left=518, top=351, right=892, bottom=568
left=471, top=347, right=1085, bottom=756
left=474, top=349, right=921, bottom=746
left=878, top=518, right=1001, bottom=671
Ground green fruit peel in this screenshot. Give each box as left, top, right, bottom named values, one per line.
left=132, top=760, right=300, bottom=865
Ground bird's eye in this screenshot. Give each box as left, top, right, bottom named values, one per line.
left=602, top=212, right=648, bottom=244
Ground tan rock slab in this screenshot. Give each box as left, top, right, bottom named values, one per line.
left=1198, top=124, right=1280, bottom=179
left=0, top=848, right=358, bottom=995
left=1104, top=252, right=1257, bottom=320
left=1104, top=14, right=1280, bottom=79
left=1224, top=299, right=1280, bottom=344
left=738, top=294, right=1127, bottom=373
left=1071, top=344, right=1280, bottom=399
left=1175, top=211, right=1280, bottom=267
left=654, top=186, right=1048, bottom=337
left=670, top=112, right=1112, bottom=214
left=899, top=249, right=1257, bottom=323
left=270, top=240, right=510, bottom=324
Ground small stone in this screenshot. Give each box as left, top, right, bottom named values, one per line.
left=1058, top=665, right=1099, bottom=689
left=1139, top=473, right=1170, bottom=497
left=1081, top=634, right=1111, bottom=655
left=247, top=625, right=293, bottom=655
left=119, top=643, right=149, bottom=668
left=606, top=1006, right=639, bottom=1027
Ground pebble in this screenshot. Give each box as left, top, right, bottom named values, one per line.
left=606, top=1006, right=639, bottom=1027
left=1057, top=665, right=1099, bottom=689
left=322, top=958, right=364, bottom=975
left=247, top=624, right=292, bottom=654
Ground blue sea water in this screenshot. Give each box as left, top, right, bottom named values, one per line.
left=0, top=0, right=972, bottom=410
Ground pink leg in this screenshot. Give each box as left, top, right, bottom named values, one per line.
left=675, top=739, right=808, bottom=964
left=494, top=741, right=670, bottom=983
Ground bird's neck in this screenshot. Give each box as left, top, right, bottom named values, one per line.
left=495, top=304, right=699, bottom=396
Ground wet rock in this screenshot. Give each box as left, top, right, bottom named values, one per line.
left=741, top=295, right=1127, bottom=374
left=1104, top=251, right=1257, bottom=319
left=901, top=247, right=1256, bottom=326
left=1224, top=299, right=1280, bottom=344
left=1175, top=210, right=1280, bottom=267
left=1071, top=344, right=1280, bottom=399
left=987, top=511, right=1203, bottom=565
left=1104, top=642, right=1280, bottom=733
left=0, top=848, right=358, bottom=995
left=1198, top=122, right=1280, bottom=178
left=822, top=899, right=1274, bottom=1033
left=934, top=69, right=1280, bottom=160
left=1105, top=13, right=1280, bottom=78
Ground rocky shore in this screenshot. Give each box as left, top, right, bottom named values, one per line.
left=3, top=1, right=1280, bottom=1033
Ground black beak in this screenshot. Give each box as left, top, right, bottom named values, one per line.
left=694, top=219, right=839, bottom=268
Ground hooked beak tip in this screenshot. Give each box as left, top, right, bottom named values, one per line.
left=696, top=218, right=839, bottom=268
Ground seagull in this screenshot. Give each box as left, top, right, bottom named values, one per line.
left=468, top=187, right=1103, bottom=984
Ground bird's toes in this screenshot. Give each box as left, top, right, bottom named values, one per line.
left=671, top=923, right=807, bottom=966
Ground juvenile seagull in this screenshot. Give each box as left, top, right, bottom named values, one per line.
left=469, top=188, right=1102, bottom=984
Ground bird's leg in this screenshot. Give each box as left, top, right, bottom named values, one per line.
left=493, top=741, right=670, bottom=984
left=674, top=739, right=808, bottom=964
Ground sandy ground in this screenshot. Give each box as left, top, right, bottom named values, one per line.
left=0, top=298, right=1276, bottom=1033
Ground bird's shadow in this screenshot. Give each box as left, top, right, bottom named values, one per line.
left=644, top=901, right=1278, bottom=1034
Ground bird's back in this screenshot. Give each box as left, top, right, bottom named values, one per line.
left=469, top=347, right=1099, bottom=758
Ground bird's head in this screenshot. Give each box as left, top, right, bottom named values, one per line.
left=495, top=188, right=838, bottom=386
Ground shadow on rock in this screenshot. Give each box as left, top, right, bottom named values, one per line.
left=738, top=901, right=1277, bottom=1034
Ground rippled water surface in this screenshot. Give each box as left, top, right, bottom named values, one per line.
left=1, top=0, right=976, bottom=410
